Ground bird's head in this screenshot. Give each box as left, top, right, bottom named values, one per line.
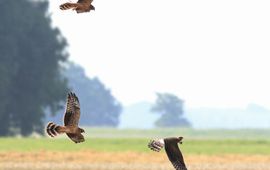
left=80, top=128, right=85, bottom=133
left=90, top=5, right=95, bottom=11
left=177, top=136, right=184, bottom=144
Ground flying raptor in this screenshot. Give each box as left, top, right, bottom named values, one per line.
left=46, top=92, right=85, bottom=143
left=60, top=0, right=95, bottom=13
left=148, top=137, right=188, bottom=170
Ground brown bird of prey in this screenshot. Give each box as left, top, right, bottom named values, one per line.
left=148, top=137, right=188, bottom=170
left=46, top=92, right=85, bottom=143
left=60, top=0, right=95, bottom=13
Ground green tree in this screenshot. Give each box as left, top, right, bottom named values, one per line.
left=0, top=0, right=68, bottom=136
left=151, top=93, right=191, bottom=127
left=47, top=62, right=122, bottom=127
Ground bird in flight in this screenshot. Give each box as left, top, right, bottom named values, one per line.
left=46, top=92, right=85, bottom=143
left=148, top=137, right=188, bottom=170
left=60, top=0, right=95, bottom=13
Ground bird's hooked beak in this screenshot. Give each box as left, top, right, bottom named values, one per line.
left=91, top=5, right=95, bottom=11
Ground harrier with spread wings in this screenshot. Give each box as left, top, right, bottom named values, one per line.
left=148, top=137, right=188, bottom=170
left=46, top=92, right=85, bottom=143
left=60, top=0, right=95, bottom=13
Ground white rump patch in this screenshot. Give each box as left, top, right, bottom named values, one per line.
left=158, top=139, right=165, bottom=146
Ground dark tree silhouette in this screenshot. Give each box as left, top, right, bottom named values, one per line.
left=151, top=93, right=191, bottom=127
left=0, top=0, right=68, bottom=136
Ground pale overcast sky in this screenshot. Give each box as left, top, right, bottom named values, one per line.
left=49, top=0, right=270, bottom=108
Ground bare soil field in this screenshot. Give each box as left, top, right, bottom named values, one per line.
left=0, top=151, right=269, bottom=170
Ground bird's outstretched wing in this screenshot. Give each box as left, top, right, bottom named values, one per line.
left=164, top=138, right=187, bottom=170
left=64, top=92, right=81, bottom=127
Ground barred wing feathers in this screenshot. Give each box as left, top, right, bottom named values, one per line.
left=64, top=92, right=81, bottom=127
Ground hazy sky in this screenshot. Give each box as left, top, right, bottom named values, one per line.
left=49, top=0, right=270, bottom=108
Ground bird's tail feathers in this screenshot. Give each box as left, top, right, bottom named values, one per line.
left=60, top=3, right=78, bottom=10
left=46, top=122, right=66, bottom=137
left=148, top=139, right=164, bottom=152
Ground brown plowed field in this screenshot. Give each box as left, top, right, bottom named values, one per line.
left=0, top=151, right=269, bottom=170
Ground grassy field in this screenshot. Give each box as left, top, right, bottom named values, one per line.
left=0, top=138, right=270, bottom=155
left=82, top=127, right=270, bottom=140
left=0, top=128, right=270, bottom=170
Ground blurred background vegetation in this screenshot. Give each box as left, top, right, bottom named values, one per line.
left=0, top=0, right=269, bottom=139
left=0, top=0, right=69, bottom=136
left=0, top=0, right=190, bottom=137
